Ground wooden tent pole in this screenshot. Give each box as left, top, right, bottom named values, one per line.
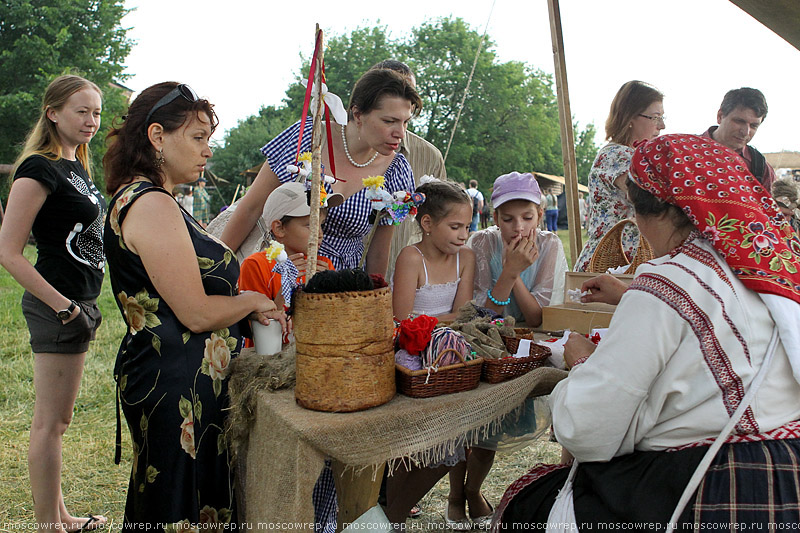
left=547, top=0, right=582, bottom=266
left=307, top=24, right=324, bottom=280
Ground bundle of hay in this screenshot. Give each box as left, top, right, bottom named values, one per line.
left=447, top=302, right=517, bottom=360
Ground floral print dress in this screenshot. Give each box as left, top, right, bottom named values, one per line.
left=573, top=143, right=641, bottom=272
left=105, top=181, right=240, bottom=530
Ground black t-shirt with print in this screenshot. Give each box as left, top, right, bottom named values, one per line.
left=14, top=155, right=107, bottom=300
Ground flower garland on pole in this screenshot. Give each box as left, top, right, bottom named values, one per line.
left=358, top=175, right=426, bottom=269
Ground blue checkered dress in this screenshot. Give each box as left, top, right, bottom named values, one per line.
left=261, top=119, right=414, bottom=270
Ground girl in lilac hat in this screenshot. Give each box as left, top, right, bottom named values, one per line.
left=468, top=171, right=567, bottom=324
left=445, top=172, right=568, bottom=526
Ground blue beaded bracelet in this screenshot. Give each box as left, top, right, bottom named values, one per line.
left=487, top=288, right=511, bottom=306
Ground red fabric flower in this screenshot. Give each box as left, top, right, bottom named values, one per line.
left=398, top=315, right=439, bottom=355
left=369, top=273, right=388, bottom=289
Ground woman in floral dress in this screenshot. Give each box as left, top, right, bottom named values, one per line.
left=573, top=80, right=665, bottom=271
left=103, top=82, right=284, bottom=529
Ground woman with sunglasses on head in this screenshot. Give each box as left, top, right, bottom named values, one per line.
left=219, top=68, right=421, bottom=276
left=573, top=80, right=665, bottom=272
left=0, top=75, right=107, bottom=533
left=103, top=82, right=285, bottom=527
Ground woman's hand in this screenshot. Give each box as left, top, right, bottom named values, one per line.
left=580, top=274, right=627, bottom=306
left=245, top=291, right=290, bottom=335
left=314, top=258, right=331, bottom=272
left=258, top=309, right=290, bottom=335
left=288, top=253, right=330, bottom=275
left=503, top=233, right=539, bottom=276
left=564, top=332, right=596, bottom=369
left=61, top=305, right=81, bottom=325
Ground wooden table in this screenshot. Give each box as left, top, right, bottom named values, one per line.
left=235, top=365, right=566, bottom=530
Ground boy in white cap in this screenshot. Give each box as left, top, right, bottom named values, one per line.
left=239, top=182, right=344, bottom=344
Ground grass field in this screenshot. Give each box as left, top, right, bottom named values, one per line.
left=0, top=243, right=566, bottom=528
left=0, top=246, right=131, bottom=527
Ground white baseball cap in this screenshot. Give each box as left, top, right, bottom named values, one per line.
left=262, top=182, right=344, bottom=227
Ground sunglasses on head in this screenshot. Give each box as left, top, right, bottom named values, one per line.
left=145, top=84, right=199, bottom=124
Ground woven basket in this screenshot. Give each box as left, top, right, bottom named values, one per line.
left=294, top=287, right=396, bottom=412
left=481, top=336, right=552, bottom=384
left=587, top=219, right=655, bottom=275
left=396, top=349, right=483, bottom=398
left=513, top=328, right=534, bottom=339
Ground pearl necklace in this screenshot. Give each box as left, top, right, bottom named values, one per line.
left=341, top=124, right=378, bottom=168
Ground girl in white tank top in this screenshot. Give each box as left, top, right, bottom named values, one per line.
left=392, top=179, right=476, bottom=322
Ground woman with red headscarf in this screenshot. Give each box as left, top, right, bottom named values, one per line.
left=493, top=134, right=800, bottom=529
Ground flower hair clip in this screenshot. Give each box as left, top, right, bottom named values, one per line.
left=359, top=176, right=425, bottom=269
left=363, top=176, right=426, bottom=225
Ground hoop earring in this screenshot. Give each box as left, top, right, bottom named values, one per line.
left=155, top=149, right=165, bottom=169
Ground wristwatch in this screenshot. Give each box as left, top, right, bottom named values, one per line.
left=56, top=300, right=77, bottom=321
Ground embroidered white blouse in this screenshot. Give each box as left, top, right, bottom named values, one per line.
left=552, top=234, right=800, bottom=462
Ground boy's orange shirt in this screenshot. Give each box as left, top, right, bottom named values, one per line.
left=238, top=251, right=334, bottom=347
left=239, top=252, right=334, bottom=298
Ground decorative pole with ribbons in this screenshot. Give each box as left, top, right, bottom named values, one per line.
left=271, top=25, right=346, bottom=304
left=307, top=24, right=324, bottom=281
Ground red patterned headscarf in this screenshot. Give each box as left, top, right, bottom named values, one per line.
left=630, top=134, right=800, bottom=305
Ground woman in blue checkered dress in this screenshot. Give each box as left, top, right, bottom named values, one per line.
left=221, top=69, right=420, bottom=275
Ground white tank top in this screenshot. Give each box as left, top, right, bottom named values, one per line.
left=411, top=246, right=461, bottom=317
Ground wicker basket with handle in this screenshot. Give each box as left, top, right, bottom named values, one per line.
left=396, top=349, right=483, bottom=398
left=481, top=336, right=551, bottom=384
left=587, top=219, right=655, bottom=275
left=294, top=287, right=396, bottom=412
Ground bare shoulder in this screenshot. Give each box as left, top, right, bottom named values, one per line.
left=122, top=190, right=185, bottom=239
left=126, top=189, right=180, bottom=215
left=396, top=245, right=424, bottom=267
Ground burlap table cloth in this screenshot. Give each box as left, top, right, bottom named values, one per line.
left=239, top=365, right=566, bottom=527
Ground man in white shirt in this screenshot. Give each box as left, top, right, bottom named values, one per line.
left=466, top=179, right=484, bottom=232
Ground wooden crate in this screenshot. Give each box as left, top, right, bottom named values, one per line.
left=541, top=272, right=634, bottom=334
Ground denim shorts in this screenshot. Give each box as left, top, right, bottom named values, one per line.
left=21, top=291, right=102, bottom=354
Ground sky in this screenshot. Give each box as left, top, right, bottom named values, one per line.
left=120, top=0, right=800, bottom=157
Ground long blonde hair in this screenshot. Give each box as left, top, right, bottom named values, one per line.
left=12, top=75, right=103, bottom=179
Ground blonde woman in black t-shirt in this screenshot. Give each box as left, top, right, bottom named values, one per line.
left=0, top=75, right=107, bottom=533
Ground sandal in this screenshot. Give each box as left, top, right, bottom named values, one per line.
left=444, top=507, right=471, bottom=530
left=66, top=515, right=106, bottom=533
left=469, top=495, right=494, bottom=530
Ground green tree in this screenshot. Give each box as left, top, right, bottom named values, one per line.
left=209, top=105, right=294, bottom=211
left=280, top=25, right=398, bottom=120
left=211, top=18, right=598, bottom=197
left=574, top=122, right=599, bottom=186
left=402, top=18, right=566, bottom=187
left=0, top=0, right=133, bottom=196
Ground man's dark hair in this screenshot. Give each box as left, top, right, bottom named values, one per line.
left=370, top=60, right=412, bottom=76
left=720, top=87, right=768, bottom=121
